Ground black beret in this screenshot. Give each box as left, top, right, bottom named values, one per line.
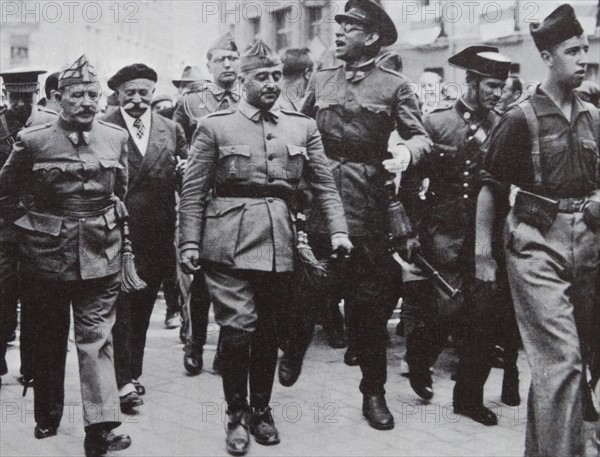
left=530, top=4, right=584, bottom=52
left=108, top=63, right=157, bottom=91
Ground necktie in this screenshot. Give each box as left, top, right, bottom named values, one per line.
left=259, top=110, right=277, bottom=124
left=133, top=118, right=145, bottom=139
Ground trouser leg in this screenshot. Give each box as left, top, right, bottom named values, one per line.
left=0, top=228, right=19, bottom=376
left=187, top=272, right=212, bottom=354
left=19, top=284, right=35, bottom=379
left=162, top=244, right=179, bottom=314
left=112, top=292, right=133, bottom=390
left=25, top=277, right=70, bottom=429
left=71, top=274, right=121, bottom=429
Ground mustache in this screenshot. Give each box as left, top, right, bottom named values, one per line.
left=75, top=106, right=99, bottom=115
left=123, top=101, right=150, bottom=111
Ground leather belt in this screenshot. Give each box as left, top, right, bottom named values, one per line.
left=557, top=198, right=585, bottom=213
left=214, top=186, right=295, bottom=202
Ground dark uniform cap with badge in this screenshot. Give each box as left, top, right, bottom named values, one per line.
left=530, top=4, right=584, bottom=52
left=448, top=45, right=511, bottom=80
left=335, top=0, right=398, bottom=46
left=0, top=68, right=46, bottom=93
left=240, top=39, right=282, bottom=73
left=108, top=63, right=158, bottom=91
left=207, top=32, right=239, bottom=56
left=58, top=54, right=99, bottom=89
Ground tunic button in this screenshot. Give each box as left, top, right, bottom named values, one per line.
left=463, top=194, right=469, bottom=199
left=470, top=124, right=477, bottom=131
left=440, top=153, right=445, bottom=157
left=268, top=177, right=275, bottom=183
left=463, top=183, right=469, bottom=188
left=464, top=171, right=469, bottom=176
left=267, top=198, right=274, bottom=203
left=464, top=112, right=471, bottom=120
left=266, top=134, right=273, bottom=140
left=465, top=160, right=471, bottom=165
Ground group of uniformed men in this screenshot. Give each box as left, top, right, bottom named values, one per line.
left=0, top=1, right=598, bottom=456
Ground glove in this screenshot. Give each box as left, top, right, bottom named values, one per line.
left=382, top=144, right=411, bottom=174
left=331, top=233, right=353, bottom=259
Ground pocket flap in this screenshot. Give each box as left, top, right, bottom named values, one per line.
left=14, top=211, right=63, bottom=236
left=219, top=145, right=251, bottom=158
left=32, top=162, right=70, bottom=172
left=103, top=209, right=118, bottom=230
left=362, top=104, right=391, bottom=116
left=287, top=145, right=309, bottom=160
left=315, top=100, right=338, bottom=110
left=205, top=199, right=246, bottom=217
left=99, top=159, right=125, bottom=169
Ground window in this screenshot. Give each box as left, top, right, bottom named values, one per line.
left=307, top=6, right=323, bottom=41
left=10, top=35, right=29, bottom=66
left=274, top=7, right=292, bottom=51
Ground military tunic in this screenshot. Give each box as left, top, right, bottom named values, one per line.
left=484, top=87, right=600, bottom=457
left=0, top=116, right=129, bottom=429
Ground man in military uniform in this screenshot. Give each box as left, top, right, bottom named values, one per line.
left=0, top=55, right=132, bottom=457
left=402, top=46, right=511, bottom=426
left=174, top=33, right=241, bottom=377
left=300, top=0, right=431, bottom=430
left=179, top=40, right=351, bottom=455
left=174, top=32, right=241, bottom=142
left=0, top=68, right=57, bottom=387
left=478, top=5, right=599, bottom=455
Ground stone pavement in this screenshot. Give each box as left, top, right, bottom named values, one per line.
left=1, top=297, right=599, bottom=457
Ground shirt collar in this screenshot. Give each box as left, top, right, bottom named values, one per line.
left=237, top=100, right=280, bottom=123
left=533, top=85, right=590, bottom=119
left=212, top=83, right=241, bottom=102
left=58, top=114, right=92, bottom=145
left=120, top=107, right=151, bottom=131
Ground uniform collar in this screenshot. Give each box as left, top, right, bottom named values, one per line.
left=58, top=114, right=92, bottom=144
left=531, top=85, right=590, bottom=119
left=345, top=58, right=376, bottom=83
left=238, top=100, right=280, bottom=123
left=455, top=97, right=491, bottom=123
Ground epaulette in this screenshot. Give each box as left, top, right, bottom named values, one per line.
left=22, top=122, right=53, bottom=133
left=316, top=63, right=343, bottom=73
left=378, top=63, right=404, bottom=79
left=280, top=109, right=310, bottom=119
left=206, top=109, right=235, bottom=118
left=98, top=120, right=128, bottom=133
left=37, top=107, right=58, bottom=116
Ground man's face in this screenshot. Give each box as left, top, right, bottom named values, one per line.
left=152, top=100, right=173, bottom=112
left=547, top=35, right=589, bottom=89
left=207, top=50, right=240, bottom=87
left=334, top=19, right=372, bottom=62
left=476, top=77, right=505, bottom=111
left=59, top=83, right=101, bottom=125
left=117, top=78, right=155, bottom=118
left=7, top=91, right=35, bottom=122
left=497, top=79, right=519, bottom=113
left=242, top=66, right=282, bottom=110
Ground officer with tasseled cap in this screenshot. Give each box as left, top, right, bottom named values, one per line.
left=479, top=4, right=599, bottom=455
left=300, top=0, right=431, bottom=431
left=179, top=39, right=351, bottom=455
left=0, top=68, right=57, bottom=388
left=402, top=45, right=512, bottom=426
left=0, top=55, right=133, bottom=456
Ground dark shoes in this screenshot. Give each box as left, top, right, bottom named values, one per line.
left=132, top=380, right=145, bottom=396
left=84, top=429, right=131, bottom=457
left=250, top=407, right=280, bottom=446
left=344, top=348, right=359, bottom=366
left=164, top=310, right=180, bottom=329
left=362, top=394, right=395, bottom=430
left=501, top=366, right=521, bottom=407
left=225, top=408, right=251, bottom=456
left=325, top=327, right=347, bottom=349
left=409, top=369, right=434, bottom=401
left=454, top=403, right=498, bottom=426
left=184, top=351, right=203, bottom=376
left=120, top=391, right=143, bottom=415
left=278, top=352, right=303, bottom=387
left=34, top=424, right=58, bottom=439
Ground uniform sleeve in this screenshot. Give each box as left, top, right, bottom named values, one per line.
left=394, top=82, right=432, bottom=166
left=175, top=122, right=188, bottom=160
left=173, top=100, right=193, bottom=143
left=0, top=134, right=33, bottom=221
left=303, top=120, right=348, bottom=236
left=178, top=120, right=217, bottom=251
left=115, top=133, right=129, bottom=201
left=300, top=76, right=317, bottom=119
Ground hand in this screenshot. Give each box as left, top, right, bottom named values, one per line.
left=398, top=237, right=420, bottom=264
left=383, top=144, right=411, bottom=174
left=475, top=251, right=497, bottom=282
left=176, top=158, right=188, bottom=177
left=180, top=248, right=201, bottom=274
left=331, top=233, right=353, bottom=258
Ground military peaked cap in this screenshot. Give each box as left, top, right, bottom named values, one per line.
left=530, top=4, right=584, bottom=52
left=108, top=63, right=157, bottom=91
left=0, top=68, right=46, bottom=93
left=240, top=40, right=281, bottom=73
left=59, top=55, right=99, bottom=89
left=335, top=0, right=398, bottom=47
left=448, top=45, right=511, bottom=80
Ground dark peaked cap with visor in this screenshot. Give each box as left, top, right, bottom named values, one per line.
left=448, top=46, right=511, bottom=81
left=530, top=4, right=584, bottom=52
left=0, top=68, right=46, bottom=93
left=335, top=0, right=398, bottom=47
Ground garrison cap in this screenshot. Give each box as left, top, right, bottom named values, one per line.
left=335, top=0, right=398, bottom=47
left=58, top=55, right=99, bottom=89
left=530, top=4, right=584, bottom=52
left=0, top=68, right=46, bottom=93
left=448, top=45, right=511, bottom=80
left=207, top=32, right=239, bottom=57
left=240, top=40, right=281, bottom=73
left=172, top=66, right=204, bottom=88
left=108, top=63, right=158, bottom=91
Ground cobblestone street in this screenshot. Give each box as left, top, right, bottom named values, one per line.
left=2, top=297, right=599, bottom=457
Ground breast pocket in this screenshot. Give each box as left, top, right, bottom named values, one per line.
left=32, top=162, right=70, bottom=185
left=581, top=138, right=599, bottom=175
left=98, top=159, right=125, bottom=190
left=218, top=145, right=251, bottom=182
left=285, top=145, right=308, bottom=182
left=361, top=103, right=393, bottom=131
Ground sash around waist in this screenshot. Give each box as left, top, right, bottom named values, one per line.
left=36, top=196, right=115, bottom=218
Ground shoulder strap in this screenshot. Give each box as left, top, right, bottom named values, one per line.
left=519, top=101, right=542, bottom=186
left=589, top=105, right=599, bottom=140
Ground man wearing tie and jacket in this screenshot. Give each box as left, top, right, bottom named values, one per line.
left=102, top=64, right=187, bottom=413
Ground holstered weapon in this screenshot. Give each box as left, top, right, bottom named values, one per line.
left=513, top=189, right=558, bottom=233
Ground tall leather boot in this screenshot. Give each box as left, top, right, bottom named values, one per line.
left=501, top=364, right=521, bottom=406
